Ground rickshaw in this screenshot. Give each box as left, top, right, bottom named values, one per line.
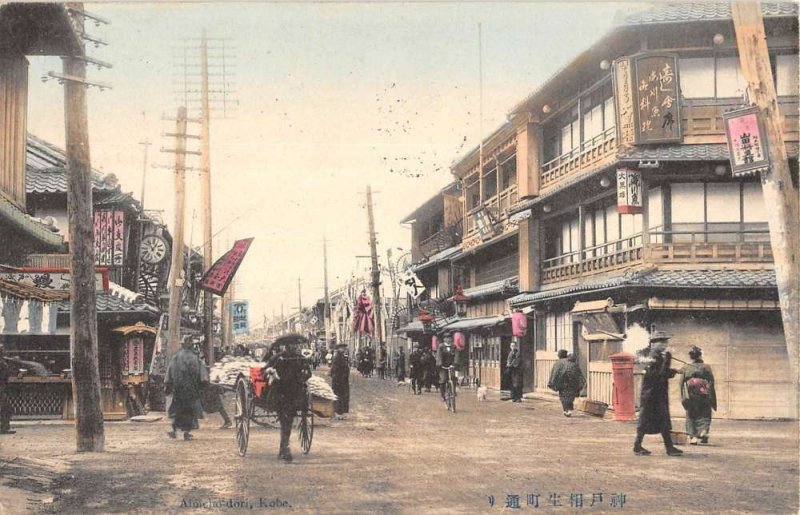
left=232, top=339, right=314, bottom=457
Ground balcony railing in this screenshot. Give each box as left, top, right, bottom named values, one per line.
left=542, top=235, right=643, bottom=284
left=419, top=219, right=463, bottom=258
left=646, top=229, right=773, bottom=263
left=541, top=127, right=616, bottom=189
left=464, top=185, right=518, bottom=237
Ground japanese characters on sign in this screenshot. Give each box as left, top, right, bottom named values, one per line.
left=93, top=209, right=126, bottom=266
left=230, top=300, right=250, bottom=335
left=0, top=271, right=107, bottom=291
left=612, top=57, right=636, bottom=147
left=199, top=238, right=254, bottom=296
left=487, top=491, right=626, bottom=509
left=723, top=106, right=770, bottom=177
left=631, top=53, right=682, bottom=144
left=616, top=168, right=643, bottom=214
left=472, top=206, right=497, bottom=242
left=398, top=269, right=426, bottom=299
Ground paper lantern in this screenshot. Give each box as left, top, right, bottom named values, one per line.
left=431, top=335, right=438, bottom=351
left=453, top=332, right=465, bottom=351
left=512, top=311, right=528, bottom=337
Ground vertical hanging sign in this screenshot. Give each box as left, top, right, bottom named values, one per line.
left=93, top=209, right=125, bottom=266
left=617, top=168, right=643, bottom=214
left=612, top=56, right=636, bottom=147
left=631, top=53, right=682, bottom=144
left=723, top=106, right=770, bottom=177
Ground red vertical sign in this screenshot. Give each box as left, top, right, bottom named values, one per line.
left=198, top=238, right=254, bottom=296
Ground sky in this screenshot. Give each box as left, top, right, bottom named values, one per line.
left=25, top=1, right=641, bottom=326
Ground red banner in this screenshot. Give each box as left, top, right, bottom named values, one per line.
left=198, top=238, right=254, bottom=296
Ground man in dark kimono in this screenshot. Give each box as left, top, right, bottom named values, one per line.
left=634, top=332, right=682, bottom=456
left=680, top=345, right=717, bottom=445
left=506, top=340, right=523, bottom=402
left=408, top=343, right=424, bottom=395
left=421, top=347, right=436, bottom=392
left=395, top=346, right=406, bottom=384
left=166, top=338, right=208, bottom=440
left=376, top=343, right=387, bottom=380
left=266, top=334, right=312, bottom=462
left=0, top=345, right=15, bottom=434
left=330, top=343, right=350, bottom=418
left=549, top=350, right=585, bottom=416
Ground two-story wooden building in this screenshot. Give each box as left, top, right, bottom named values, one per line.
left=501, top=2, right=798, bottom=419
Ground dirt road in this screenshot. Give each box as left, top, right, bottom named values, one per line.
left=1, top=371, right=797, bottom=514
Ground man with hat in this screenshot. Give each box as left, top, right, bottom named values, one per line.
left=265, top=334, right=313, bottom=462
left=409, top=342, right=424, bottom=395
left=165, top=337, right=208, bottom=441
left=330, top=342, right=350, bottom=419
left=634, top=331, right=683, bottom=456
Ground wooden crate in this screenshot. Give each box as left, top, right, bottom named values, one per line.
left=577, top=398, right=609, bottom=417
left=311, top=396, right=334, bottom=418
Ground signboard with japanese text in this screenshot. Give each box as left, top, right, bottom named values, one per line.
left=93, top=209, right=125, bottom=267
left=472, top=206, right=497, bottom=242
left=631, top=53, right=682, bottom=144
left=612, top=56, right=636, bottom=147
left=724, top=106, right=770, bottom=177
left=398, top=269, right=426, bottom=299
left=230, top=300, right=250, bottom=335
left=0, top=270, right=108, bottom=292
left=616, top=168, right=643, bottom=214
left=199, top=238, right=254, bottom=296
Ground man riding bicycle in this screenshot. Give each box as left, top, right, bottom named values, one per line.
left=436, top=336, right=457, bottom=404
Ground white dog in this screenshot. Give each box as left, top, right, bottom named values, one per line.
left=476, top=386, right=488, bottom=401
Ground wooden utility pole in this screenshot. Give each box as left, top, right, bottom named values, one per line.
left=366, top=185, right=383, bottom=346
left=732, top=2, right=800, bottom=416
left=64, top=31, right=104, bottom=452
left=297, top=277, right=303, bottom=313
left=323, top=236, right=331, bottom=349
left=166, top=107, right=188, bottom=357
left=199, top=30, right=215, bottom=367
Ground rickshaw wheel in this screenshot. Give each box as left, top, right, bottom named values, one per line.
left=297, top=396, right=314, bottom=454
left=235, top=376, right=251, bottom=457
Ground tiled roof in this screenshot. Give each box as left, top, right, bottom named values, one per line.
left=621, top=142, right=800, bottom=162
left=510, top=268, right=776, bottom=306
left=0, top=196, right=65, bottom=251
left=464, top=276, right=519, bottom=299
left=628, top=269, right=776, bottom=289
left=623, top=2, right=797, bottom=26
left=27, top=134, right=118, bottom=194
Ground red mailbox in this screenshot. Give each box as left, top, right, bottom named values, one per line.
left=610, top=352, right=636, bottom=421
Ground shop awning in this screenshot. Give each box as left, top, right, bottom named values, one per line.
left=647, top=297, right=780, bottom=311
left=463, top=277, right=519, bottom=300
left=571, top=298, right=624, bottom=341
left=412, top=245, right=462, bottom=273
left=444, top=315, right=508, bottom=333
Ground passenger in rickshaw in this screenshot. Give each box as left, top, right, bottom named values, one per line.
left=264, top=334, right=312, bottom=463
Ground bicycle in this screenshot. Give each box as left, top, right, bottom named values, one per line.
left=441, top=365, right=457, bottom=413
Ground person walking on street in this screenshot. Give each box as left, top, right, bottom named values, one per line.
left=409, top=343, right=424, bottom=394
left=680, top=345, right=717, bottom=445
left=421, top=347, right=435, bottom=392
left=548, top=350, right=586, bottom=416
left=265, top=334, right=313, bottom=463
left=377, top=343, right=387, bottom=380
left=0, top=345, right=15, bottom=434
left=633, top=331, right=683, bottom=457
left=506, top=340, right=523, bottom=402
left=330, top=343, right=350, bottom=418
left=165, top=337, right=208, bottom=441
left=395, top=346, right=406, bottom=384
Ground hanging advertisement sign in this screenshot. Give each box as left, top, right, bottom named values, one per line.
left=630, top=53, right=682, bottom=144
left=230, top=300, right=250, bottom=335
left=616, top=168, right=643, bottom=214
left=612, top=56, right=636, bottom=147
left=199, top=238, right=254, bottom=296
left=93, top=209, right=125, bottom=267
left=723, top=106, right=770, bottom=177
left=472, top=206, right=497, bottom=242
left=398, top=269, right=426, bottom=299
